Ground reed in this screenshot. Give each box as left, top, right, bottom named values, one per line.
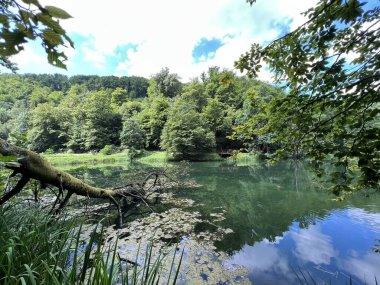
left=0, top=205, right=182, bottom=285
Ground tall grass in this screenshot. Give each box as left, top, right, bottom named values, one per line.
left=0, top=205, right=182, bottom=284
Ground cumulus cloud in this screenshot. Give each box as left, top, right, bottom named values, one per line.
left=343, top=252, right=380, bottom=284
left=0, top=40, right=76, bottom=74
left=228, top=241, right=296, bottom=285
left=291, top=224, right=338, bottom=266
left=10, top=0, right=317, bottom=80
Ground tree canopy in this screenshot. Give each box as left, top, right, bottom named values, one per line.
left=235, top=0, right=379, bottom=194
left=0, top=69, right=281, bottom=158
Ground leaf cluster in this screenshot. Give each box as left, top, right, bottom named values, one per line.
left=0, top=0, right=73, bottom=71
left=235, top=0, right=380, bottom=194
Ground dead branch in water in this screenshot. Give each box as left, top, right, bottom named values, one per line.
left=0, top=139, right=178, bottom=227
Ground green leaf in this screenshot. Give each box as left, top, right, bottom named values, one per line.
left=21, top=0, right=39, bottom=5
left=0, top=14, right=9, bottom=26
left=36, top=13, right=65, bottom=34
left=45, top=6, right=72, bottom=19
left=43, top=29, right=63, bottom=45
left=0, top=154, right=17, bottom=162
left=19, top=10, right=33, bottom=23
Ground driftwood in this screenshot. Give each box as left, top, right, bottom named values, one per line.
left=0, top=139, right=167, bottom=227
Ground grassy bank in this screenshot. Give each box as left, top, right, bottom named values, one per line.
left=43, top=152, right=131, bottom=166
left=44, top=151, right=226, bottom=168
left=137, top=151, right=168, bottom=165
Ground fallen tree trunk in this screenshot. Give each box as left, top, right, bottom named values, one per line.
left=0, top=139, right=161, bottom=227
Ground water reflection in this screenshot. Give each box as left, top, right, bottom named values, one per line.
left=344, top=252, right=380, bottom=284
left=67, top=160, right=380, bottom=284
left=229, top=208, right=380, bottom=285
left=291, top=224, right=337, bottom=265
left=229, top=242, right=294, bottom=285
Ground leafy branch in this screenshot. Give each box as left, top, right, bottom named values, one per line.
left=0, top=0, right=74, bottom=71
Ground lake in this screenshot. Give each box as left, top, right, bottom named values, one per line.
left=68, top=160, right=380, bottom=285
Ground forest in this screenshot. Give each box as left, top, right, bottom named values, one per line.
left=0, top=69, right=281, bottom=159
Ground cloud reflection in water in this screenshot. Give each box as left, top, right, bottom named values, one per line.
left=228, top=208, right=380, bottom=285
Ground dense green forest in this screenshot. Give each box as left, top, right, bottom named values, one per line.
left=0, top=68, right=282, bottom=159
left=1, top=0, right=378, bottom=195
left=0, top=0, right=379, bottom=284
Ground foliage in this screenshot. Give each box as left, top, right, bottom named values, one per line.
left=81, top=90, right=122, bottom=151
left=0, top=206, right=182, bottom=285
left=161, top=102, right=215, bottom=160
left=232, top=86, right=283, bottom=154
left=203, top=67, right=242, bottom=107
left=149, top=67, right=182, bottom=98
left=0, top=0, right=74, bottom=71
left=120, top=101, right=143, bottom=120
left=111, top=87, right=129, bottom=106
left=120, top=118, right=146, bottom=150
left=0, top=71, right=281, bottom=159
left=27, top=103, right=66, bottom=152
left=235, top=0, right=380, bottom=194
left=139, top=95, right=170, bottom=149
left=24, top=73, right=71, bottom=91
left=180, top=80, right=207, bottom=112
left=69, top=75, right=149, bottom=98
left=99, top=144, right=115, bottom=155
left=29, top=86, right=52, bottom=107
left=203, top=98, right=233, bottom=135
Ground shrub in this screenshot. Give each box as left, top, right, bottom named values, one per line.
left=99, top=144, right=115, bottom=155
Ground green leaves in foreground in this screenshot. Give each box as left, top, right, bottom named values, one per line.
left=44, top=6, right=73, bottom=20
left=235, top=0, right=380, bottom=195
left=0, top=154, right=17, bottom=162
left=0, top=206, right=183, bottom=285
left=0, top=0, right=74, bottom=71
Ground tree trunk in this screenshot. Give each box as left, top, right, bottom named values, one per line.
left=0, top=139, right=151, bottom=226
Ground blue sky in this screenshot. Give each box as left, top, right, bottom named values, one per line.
left=5, top=0, right=321, bottom=81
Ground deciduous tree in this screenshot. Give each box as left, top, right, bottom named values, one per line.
left=236, top=0, right=380, bottom=194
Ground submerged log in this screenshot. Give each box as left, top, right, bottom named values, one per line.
left=0, top=139, right=162, bottom=227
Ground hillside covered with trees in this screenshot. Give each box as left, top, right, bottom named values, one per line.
left=0, top=68, right=282, bottom=160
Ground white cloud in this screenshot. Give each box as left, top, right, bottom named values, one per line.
left=12, top=44, right=45, bottom=66
left=14, top=0, right=318, bottom=80
left=81, top=44, right=106, bottom=70
left=291, top=224, right=338, bottom=266
left=346, top=208, right=380, bottom=233
left=343, top=252, right=380, bottom=285
left=228, top=241, right=296, bottom=285
left=0, top=41, right=76, bottom=74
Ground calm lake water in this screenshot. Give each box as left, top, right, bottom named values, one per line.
left=69, top=160, right=380, bottom=285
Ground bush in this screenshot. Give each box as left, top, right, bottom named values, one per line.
left=99, top=144, right=115, bottom=155
left=44, top=148, right=55, bottom=154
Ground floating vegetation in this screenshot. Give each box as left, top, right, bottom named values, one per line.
left=73, top=204, right=247, bottom=284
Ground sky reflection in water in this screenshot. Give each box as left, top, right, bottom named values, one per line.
left=69, top=161, right=380, bottom=284
left=230, top=208, right=380, bottom=285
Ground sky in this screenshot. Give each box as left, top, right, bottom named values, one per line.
left=8, top=0, right=319, bottom=82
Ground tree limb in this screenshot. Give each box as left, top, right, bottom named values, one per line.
left=0, top=138, right=168, bottom=226
left=0, top=175, right=30, bottom=205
